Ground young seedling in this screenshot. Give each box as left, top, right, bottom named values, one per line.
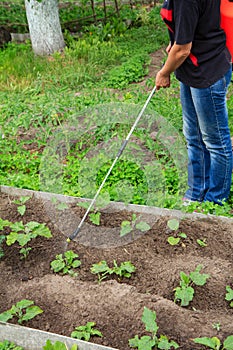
left=43, top=340, right=78, bottom=350
left=120, top=213, right=150, bottom=237
left=212, top=323, right=221, bottom=332
left=193, top=335, right=233, bottom=349
left=0, top=299, right=43, bottom=325
left=50, top=197, right=69, bottom=211
left=50, top=250, right=81, bottom=277
left=90, top=260, right=136, bottom=283
left=197, top=238, right=207, bottom=247
left=0, top=340, right=24, bottom=350
left=5, top=220, right=52, bottom=259
left=174, top=265, right=210, bottom=307
left=129, top=307, right=179, bottom=350
left=71, top=322, right=103, bottom=341
left=225, top=285, right=233, bottom=307
left=167, top=218, right=187, bottom=246
left=13, top=196, right=31, bottom=216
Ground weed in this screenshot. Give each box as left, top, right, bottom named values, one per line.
left=129, top=307, right=179, bottom=350
left=197, top=238, right=207, bottom=247
left=50, top=250, right=81, bottom=277
left=174, top=265, right=210, bottom=307
left=71, top=322, right=103, bottom=341
left=90, top=260, right=136, bottom=283
left=0, top=299, right=43, bottom=324
left=193, top=335, right=233, bottom=349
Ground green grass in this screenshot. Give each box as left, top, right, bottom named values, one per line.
left=0, top=6, right=232, bottom=216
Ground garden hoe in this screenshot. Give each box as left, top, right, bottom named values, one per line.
left=67, top=85, right=157, bottom=243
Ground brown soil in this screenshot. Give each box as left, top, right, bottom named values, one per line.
left=0, top=190, right=233, bottom=350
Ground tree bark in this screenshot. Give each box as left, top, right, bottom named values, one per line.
left=25, top=0, right=65, bottom=56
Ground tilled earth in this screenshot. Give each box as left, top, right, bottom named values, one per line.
left=0, top=190, right=233, bottom=350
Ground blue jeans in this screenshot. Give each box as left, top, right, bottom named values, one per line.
left=180, top=67, right=232, bottom=204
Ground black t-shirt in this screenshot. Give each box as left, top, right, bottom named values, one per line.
left=161, top=0, right=231, bottom=88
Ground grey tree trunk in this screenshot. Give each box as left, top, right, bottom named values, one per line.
left=25, top=0, right=65, bottom=56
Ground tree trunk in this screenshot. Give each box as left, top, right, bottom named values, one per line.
left=25, top=0, right=65, bottom=56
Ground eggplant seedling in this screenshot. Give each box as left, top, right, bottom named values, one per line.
left=43, top=340, right=78, bottom=350
left=174, top=265, right=210, bottom=307
left=91, top=260, right=136, bottom=283
left=0, top=299, right=43, bottom=325
left=129, top=307, right=179, bottom=350
left=225, top=285, right=233, bottom=307
left=71, top=322, right=103, bottom=341
left=50, top=250, right=81, bottom=277
left=120, top=213, right=150, bottom=237
left=13, top=196, right=31, bottom=216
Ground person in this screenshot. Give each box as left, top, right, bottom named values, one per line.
left=156, top=0, right=232, bottom=205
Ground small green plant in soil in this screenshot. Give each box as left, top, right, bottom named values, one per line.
left=50, top=250, right=81, bottom=277
left=196, top=238, right=208, bottom=247
left=12, top=196, right=31, bottom=216
left=174, top=265, right=210, bottom=307
left=129, top=307, right=179, bottom=350
left=1, top=219, right=52, bottom=259
left=90, top=260, right=136, bottom=283
left=166, top=218, right=187, bottom=246
left=225, top=285, right=233, bottom=307
left=193, top=335, right=233, bottom=349
left=0, top=299, right=43, bottom=325
left=0, top=340, right=24, bottom=350
left=120, top=213, right=150, bottom=237
left=43, top=340, right=78, bottom=350
left=71, top=322, right=103, bottom=341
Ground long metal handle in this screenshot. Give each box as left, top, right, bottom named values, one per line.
left=67, top=86, right=157, bottom=242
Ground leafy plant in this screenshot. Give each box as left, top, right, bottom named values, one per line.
left=167, top=218, right=187, bottom=246
left=71, top=322, right=103, bottom=341
left=4, top=219, right=52, bottom=259
left=50, top=250, right=81, bottom=277
left=193, top=335, right=233, bottom=350
left=0, top=299, right=43, bottom=324
left=120, top=213, right=150, bottom=237
left=0, top=234, right=6, bottom=259
left=174, top=265, right=210, bottom=307
left=225, top=285, right=233, bottom=307
left=13, top=196, right=31, bottom=216
left=0, top=340, right=24, bottom=350
left=197, top=238, right=207, bottom=247
left=90, top=260, right=136, bottom=283
left=129, top=307, right=179, bottom=350
left=43, top=340, right=78, bottom=350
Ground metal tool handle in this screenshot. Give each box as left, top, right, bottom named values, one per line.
left=67, top=86, right=157, bottom=242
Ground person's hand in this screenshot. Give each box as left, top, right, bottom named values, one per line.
left=155, top=69, right=170, bottom=90
left=166, top=42, right=172, bottom=54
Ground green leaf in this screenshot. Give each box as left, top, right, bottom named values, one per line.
left=17, top=233, right=32, bottom=246
left=197, top=238, right=207, bottom=247
left=223, top=335, right=233, bottom=350
left=51, top=257, right=66, bottom=273
left=193, top=337, right=221, bottom=350
left=43, top=340, right=67, bottom=350
left=26, top=222, right=52, bottom=238
left=158, top=335, right=179, bottom=349
left=17, top=205, right=26, bottom=216
left=167, top=218, right=179, bottom=231
left=56, top=202, right=69, bottom=211
left=64, top=250, right=79, bottom=264
left=89, top=212, right=101, bottom=225
left=15, top=299, right=34, bottom=310
left=135, top=221, right=150, bottom=232
left=0, top=310, right=13, bottom=322
left=20, top=305, right=43, bottom=324
left=225, top=286, right=233, bottom=303
left=129, top=335, right=156, bottom=350
left=190, top=265, right=210, bottom=286
left=167, top=236, right=180, bottom=246
left=142, top=307, right=158, bottom=334
left=120, top=221, right=132, bottom=237
left=179, top=271, right=190, bottom=287
left=9, top=221, right=25, bottom=232
left=90, top=261, right=109, bottom=274
left=6, top=231, right=18, bottom=246
left=178, top=232, right=187, bottom=238
left=174, top=286, right=194, bottom=307
left=0, top=218, right=11, bottom=230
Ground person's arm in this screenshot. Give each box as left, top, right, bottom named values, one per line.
left=156, top=41, right=192, bottom=90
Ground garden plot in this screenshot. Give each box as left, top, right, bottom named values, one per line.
left=0, top=187, right=233, bottom=350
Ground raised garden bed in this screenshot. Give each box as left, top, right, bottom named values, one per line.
left=0, top=186, right=233, bottom=349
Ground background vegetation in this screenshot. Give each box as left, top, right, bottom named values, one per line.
left=0, top=0, right=233, bottom=216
